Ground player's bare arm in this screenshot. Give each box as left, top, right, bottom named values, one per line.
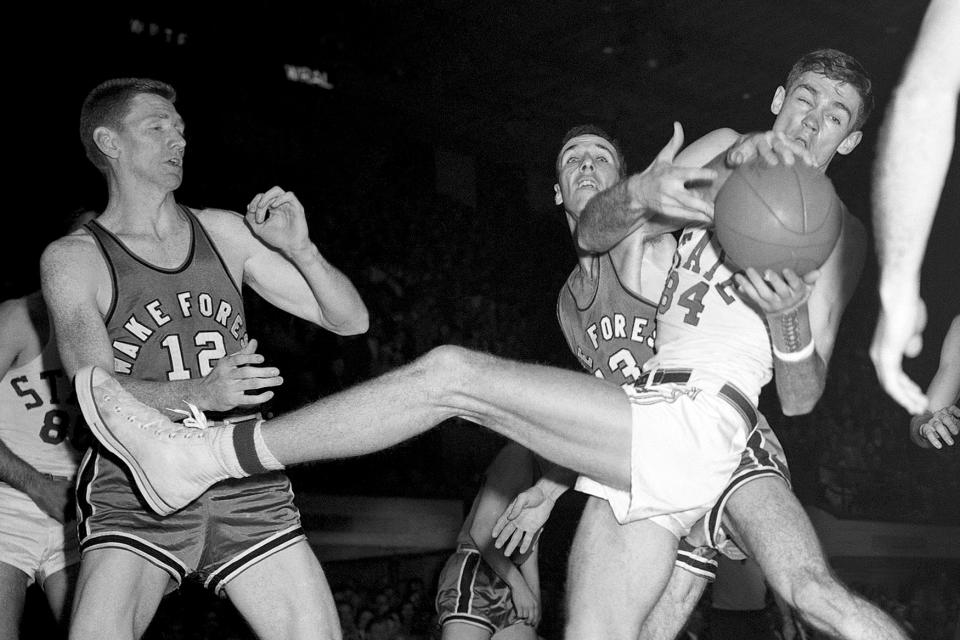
left=516, top=542, right=542, bottom=627
left=493, top=463, right=577, bottom=557
left=468, top=446, right=541, bottom=624
left=672, top=127, right=788, bottom=205
left=910, top=315, right=960, bottom=449
left=0, top=297, right=73, bottom=522
left=735, top=207, right=866, bottom=415
left=40, top=236, right=115, bottom=378
left=870, top=0, right=960, bottom=414
left=0, top=439, right=73, bottom=523
left=0, top=298, right=33, bottom=374
left=926, top=316, right=960, bottom=410
left=198, top=187, right=368, bottom=336
left=40, top=234, right=281, bottom=415
left=578, top=123, right=717, bottom=253
left=678, top=128, right=863, bottom=415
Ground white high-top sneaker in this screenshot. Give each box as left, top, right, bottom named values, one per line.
left=75, top=366, right=241, bottom=516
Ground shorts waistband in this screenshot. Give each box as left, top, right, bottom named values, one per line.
left=635, top=368, right=758, bottom=429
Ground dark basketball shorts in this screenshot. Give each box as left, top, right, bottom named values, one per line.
left=436, top=543, right=525, bottom=634
left=675, top=414, right=791, bottom=581
left=75, top=433, right=304, bottom=594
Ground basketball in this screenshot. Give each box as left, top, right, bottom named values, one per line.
left=713, top=158, right=843, bottom=275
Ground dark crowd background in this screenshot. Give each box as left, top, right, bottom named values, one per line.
left=7, top=1, right=959, bottom=638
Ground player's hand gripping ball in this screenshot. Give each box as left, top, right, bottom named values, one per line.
left=714, top=158, right=842, bottom=275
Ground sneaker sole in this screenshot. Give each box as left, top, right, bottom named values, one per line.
left=76, top=366, right=176, bottom=516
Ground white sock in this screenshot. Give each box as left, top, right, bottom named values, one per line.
left=253, top=421, right=284, bottom=471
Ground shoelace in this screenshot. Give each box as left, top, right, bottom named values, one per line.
left=169, top=401, right=210, bottom=430
left=104, top=388, right=205, bottom=439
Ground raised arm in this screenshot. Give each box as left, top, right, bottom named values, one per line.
left=576, top=123, right=717, bottom=252
left=218, top=187, right=368, bottom=335
left=870, top=0, right=960, bottom=414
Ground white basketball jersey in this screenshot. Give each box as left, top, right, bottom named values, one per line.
left=648, top=227, right=772, bottom=404
left=0, top=339, right=83, bottom=479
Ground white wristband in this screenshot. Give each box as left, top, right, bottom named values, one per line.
left=772, top=340, right=815, bottom=362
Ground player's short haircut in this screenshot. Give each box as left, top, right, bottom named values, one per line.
left=785, top=49, right=874, bottom=130
left=79, top=78, right=177, bottom=175
left=557, top=124, right=627, bottom=177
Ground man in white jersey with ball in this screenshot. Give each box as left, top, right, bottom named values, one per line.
left=72, top=52, right=904, bottom=639
left=492, top=123, right=797, bottom=637
left=495, top=50, right=901, bottom=636
left=571, top=48, right=900, bottom=640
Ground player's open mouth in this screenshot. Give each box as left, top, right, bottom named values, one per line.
left=577, top=179, right=599, bottom=190
left=167, top=158, right=183, bottom=167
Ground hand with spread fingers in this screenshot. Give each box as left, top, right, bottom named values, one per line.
left=196, top=338, right=283, bottom=412
left=629, top=122, right=718, bottom=226
left=492, top=486, right=551, bottom=557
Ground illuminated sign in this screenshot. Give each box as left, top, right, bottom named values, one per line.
left=284, top=65, right=334, bottom=90
left=129, top=18, right=187, bottom=46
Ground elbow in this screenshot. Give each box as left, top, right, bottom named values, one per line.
left=350, top=309, right=370, bottom=335
left=335, top=310, right=369, bottom=336
left=781, top=400, right=816, bottom=417
left=321, top=302, right=369, bottom=336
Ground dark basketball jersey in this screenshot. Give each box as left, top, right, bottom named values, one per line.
left=85, top=208, right=248, bottom=385
left=77, top=208, right=301, bottom=585
left=556, top=252, right=658, bottom=387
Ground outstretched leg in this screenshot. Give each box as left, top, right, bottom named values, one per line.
left=78, top=346, right=634, bottom=514
left=263, top=346, right=632, bottom=484
left=727, top=478, right=907, bottom=640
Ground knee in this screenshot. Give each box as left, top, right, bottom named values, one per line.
left=274, top=598, right=342, bottom=640
left=420, top=345, right=476, bottom=388
left=422, top=344, right=469, bottom=368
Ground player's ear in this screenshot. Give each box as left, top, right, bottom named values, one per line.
left=836, top=130, right=862, bottom=156
left=770, top=86, right=786, bottom=116
left=554, top=184, right=563, bottom=206
left=93, top=126, right=121, bottom=160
